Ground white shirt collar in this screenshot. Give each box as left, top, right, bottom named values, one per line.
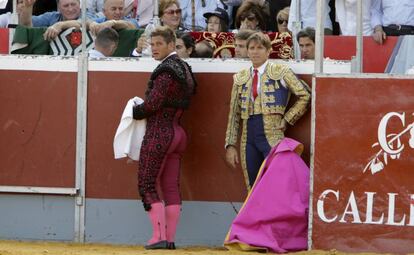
left=251, top=60, right=269, bottom=75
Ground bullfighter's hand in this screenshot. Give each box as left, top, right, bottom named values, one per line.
left=225, top=145, right=239, bottom=169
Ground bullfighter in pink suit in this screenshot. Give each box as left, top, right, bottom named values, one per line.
left=133, top=26, right=196, bottom=250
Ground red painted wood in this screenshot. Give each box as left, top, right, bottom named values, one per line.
left=0, top=70, right=77, bottom=188
left=0, top=28, right=9, bottom=54
left=324, top=36, right=398, bottom=73
left=312, top=76, right=414, bottom=253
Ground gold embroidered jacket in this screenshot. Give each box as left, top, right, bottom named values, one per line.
left=225, top=62, right=311, bottom=148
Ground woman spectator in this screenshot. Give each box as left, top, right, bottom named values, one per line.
left=234, top=0, right=268, bottom=32
left=203, top=7, right=229, bottom=33
left=158, top=0, right=187, bottom=31
left=134, top=0, right=187, bottom=56
left=276, top=7, right=290, bottom=33
left=175, top=31, right=196, bottom=58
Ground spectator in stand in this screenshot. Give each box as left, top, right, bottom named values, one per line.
left=175, top=31, right=195, bottom=58
left=297, top=27, right=315, bottom=59
left=335, top=0, right=372, bottom=36
left=158, top=0, right=187, bottom=31
left=288, top=0, right=333, bottom=34
left=219, top=0, right=242, bottom=29
left=0, top=0, right=23, bottom=28
left=234, top=29, right=255, bottom=58
left=19, top=0, right=94, bottom=40
left=371, top=0, right=414, bottom=45
left=134, top=0, right=187, bottom=56
left=267, top=0, right=290, bottom=31
left=180, top=0, right=224, bottom=31
left=203, top=7, right=229, bottom=32
left=234, top=0, right=268, bottom=32
left=276, top=6, right=290, bottom=33
left=89, top=27, right=119, bottom=57
left=194, top=40, right=214, bottom=58
left=89, top=0, right=139, bottom=36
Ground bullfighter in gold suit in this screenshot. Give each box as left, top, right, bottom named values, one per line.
left=225, top=32, right=311, bottom=188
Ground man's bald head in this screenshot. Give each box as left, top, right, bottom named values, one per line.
left=103, top=0, right=125, bottom=20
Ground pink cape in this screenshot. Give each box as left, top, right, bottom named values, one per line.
left=224, top=138, right=310, bottom=253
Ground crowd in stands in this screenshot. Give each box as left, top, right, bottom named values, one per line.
left=0, top=0, right=413, bottom=59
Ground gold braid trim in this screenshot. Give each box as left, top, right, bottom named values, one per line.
left=282, top=69, right=311, bottom=125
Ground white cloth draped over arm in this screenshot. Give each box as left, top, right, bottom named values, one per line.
left=113, top=97, right=146, bottom=161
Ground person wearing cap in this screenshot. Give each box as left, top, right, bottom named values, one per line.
left=203, top=7, right=229, bottom=33
left=180, top=0, right=224, bottom=31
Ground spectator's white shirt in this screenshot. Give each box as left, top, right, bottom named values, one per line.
left=136, top=0, right=154, bottom=27
left=288, top=0, right=332, bottom=31
left=371, top=0, right=414, bottom=28
left=0, top=12, right=11, bottom=28
left=86, top=0, right=104, bottom=14
left=180, top=0, right=223, bottom=30
left=89, top=49, right=106, bottom=58
left=335, top=0, right=373, bottom=35
left=0, top=0, right=7, bottom=8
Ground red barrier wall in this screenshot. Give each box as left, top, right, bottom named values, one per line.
left=0, top=68, right=312, bottom=202
left=0, top=70, right=77, bottom=188
left=324, top=36, right=398, bottom=73
left=85, top=72, right=312, bottom=201
left=312, top=75, right=414, bottom=254
left=0, top=28, right=8, bottom=54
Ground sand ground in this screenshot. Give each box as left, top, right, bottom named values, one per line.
left=0, top=240, right=379, bottom=255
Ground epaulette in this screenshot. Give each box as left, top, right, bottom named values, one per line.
left=233, top=69, right=250, bottom=85
left=267, top=63, right=289, bottom=81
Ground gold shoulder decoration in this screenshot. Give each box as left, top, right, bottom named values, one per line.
left=234, top=69, right=250, bottom=85
left=267, top=63, right=289, bottom=81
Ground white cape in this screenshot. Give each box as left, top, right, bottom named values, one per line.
left=113, top=97, right=146, bottom=161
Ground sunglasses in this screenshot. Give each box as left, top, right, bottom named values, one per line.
left=277, top=19, right=288, bottom=25
left=164, top=8, right=182, bottom=15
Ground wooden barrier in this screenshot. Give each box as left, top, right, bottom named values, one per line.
left=312, top=74, right=414, bottom=253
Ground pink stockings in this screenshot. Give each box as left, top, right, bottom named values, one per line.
left=147, top=204, right=181, bottom=244
left=147, top=119, right=186, bottom=245
left=147, top=202, right=166, bottom=244
left=165, top=204, right=181, bottom=242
